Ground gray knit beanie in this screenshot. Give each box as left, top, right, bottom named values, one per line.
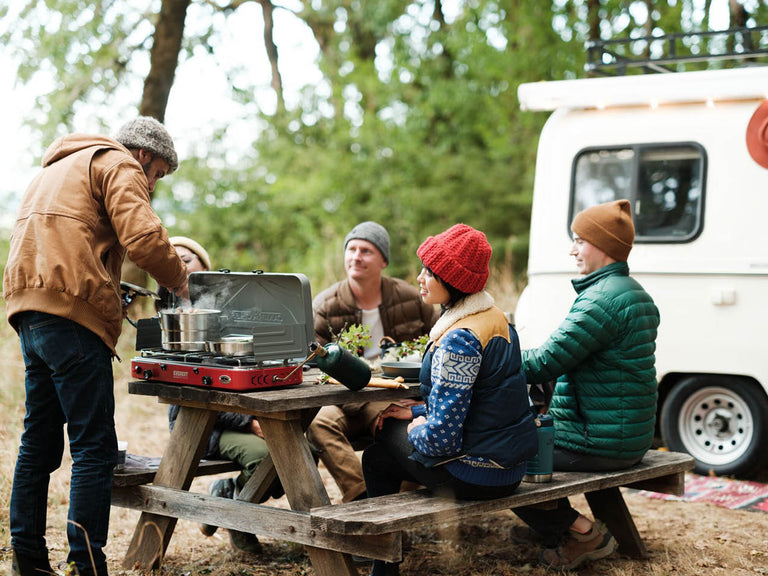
left=114, top=116, right=178, bottom=173
left=344, top=221, right=390, bottom=263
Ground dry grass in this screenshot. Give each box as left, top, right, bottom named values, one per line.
left=2, top=303, right=768, bottom=576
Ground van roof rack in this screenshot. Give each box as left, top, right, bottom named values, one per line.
left=585, top=26, right=768, bottom=75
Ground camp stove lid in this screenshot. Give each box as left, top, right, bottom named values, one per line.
left=184, top=270, right=314, bottom=363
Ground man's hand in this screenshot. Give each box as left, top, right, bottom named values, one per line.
left=173, top=278, right=190, bottom=301
left=375, top=403, right=414, bottom=431
left=250, top=419, right=264, bottom=439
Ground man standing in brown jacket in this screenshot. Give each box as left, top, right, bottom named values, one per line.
left=308, top=221, right=438, bottom=502
left=3, top=117, right=189, bottom=576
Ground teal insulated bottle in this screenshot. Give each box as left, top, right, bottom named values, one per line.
left=312, top=342, right=371, bottom=391
left=524, top=413, right=554, bottom=483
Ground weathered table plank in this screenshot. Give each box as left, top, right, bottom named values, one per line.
left=127, top=369, right=420, bottom=414
left=113, top=458, right=240, bottom=488
left=112, top=484, right=401, bottom=561
left=309, top=450, right=694, bottom=551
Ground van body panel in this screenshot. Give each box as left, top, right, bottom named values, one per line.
left=516, top=66, right=768, bottom=475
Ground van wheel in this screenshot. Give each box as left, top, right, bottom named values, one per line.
left=660, top=376, right=768, bottom=477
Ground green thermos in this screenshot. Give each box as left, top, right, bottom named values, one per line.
left=311, top=342, right=371, bottom=391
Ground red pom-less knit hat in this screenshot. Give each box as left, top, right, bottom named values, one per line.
left=417, top=223, right=491, bottom=294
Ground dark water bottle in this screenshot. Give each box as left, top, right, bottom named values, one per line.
left=524, top=414, right=554, bottom=483
left=311, top=342, right=371, bottom=391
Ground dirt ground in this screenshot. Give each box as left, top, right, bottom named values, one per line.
left=7, top=471, right=768, bottom=576
left=2, top=320, right=768, bottom=576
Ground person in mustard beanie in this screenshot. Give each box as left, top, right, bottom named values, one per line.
left=570, top=199, right=634, bottom=263
left=361, top=223, right=538, bottom=576
left=513, top=200, right=660, bottom=570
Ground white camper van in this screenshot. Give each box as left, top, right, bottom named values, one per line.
left=514, top=65, right=768, bottom=477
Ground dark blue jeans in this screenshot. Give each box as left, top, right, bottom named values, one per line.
left=10, top=311, right=117, bottom=576
left=362, top=419, right=521, bottom=501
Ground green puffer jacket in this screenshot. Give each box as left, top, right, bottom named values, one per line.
left=522, top=262, right=660, bottom=460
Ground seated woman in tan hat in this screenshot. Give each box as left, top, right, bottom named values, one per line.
left=155, top=236, right=211, bottom=310
left=361, top=223, right=538, bottom=576
left=162, top=236, right=284, bottom=555
left=514, top=200, right=660, bottom=570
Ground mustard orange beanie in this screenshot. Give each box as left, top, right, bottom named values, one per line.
left=571, top=199, right=634, bottom=261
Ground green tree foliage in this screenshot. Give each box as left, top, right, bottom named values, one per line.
left=158, top=1, right=567, bottom=288
left=3, top=0, right=767, bottom=294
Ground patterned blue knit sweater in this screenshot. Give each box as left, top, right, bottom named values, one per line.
left=408, top=292, right=532, bottom=486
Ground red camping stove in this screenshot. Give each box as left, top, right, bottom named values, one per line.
left=130, top=270, right=314, bottom=392
left=130, top=349, right=303, bottom=391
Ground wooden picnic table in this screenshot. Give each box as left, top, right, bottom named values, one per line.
left=113, top=368, right=420, bottom=576
left=112, top=368, right=695, bottom=573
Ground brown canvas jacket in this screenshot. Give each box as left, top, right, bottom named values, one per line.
left=3, top=133, right=187, bottom=353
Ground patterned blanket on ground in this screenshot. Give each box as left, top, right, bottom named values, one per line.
left=638, top=473, right=768, bottom=513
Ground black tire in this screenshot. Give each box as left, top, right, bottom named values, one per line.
left=660, top=376, right=768, bottom=477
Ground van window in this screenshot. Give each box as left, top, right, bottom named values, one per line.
left=571, top=144, right=705, bottom=242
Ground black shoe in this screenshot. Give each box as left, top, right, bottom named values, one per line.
left=200, top=478, right=235, bottom=537
left=369, top=559, right=400, bottom=576
left=228, top=529, right=263, bottom=554
left=12, top=550, right=54, bottom=576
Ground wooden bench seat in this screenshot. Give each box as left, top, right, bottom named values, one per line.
left=309, top=449, right=695, bottom=559
left=113, top=456, right=240, bottom=487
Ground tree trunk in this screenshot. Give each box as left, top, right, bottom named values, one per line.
left=126, top=0, right=191, bottom=288
left=301, top=10, right=344, bottom=117
left=140, top=0, right=192, bottom=122
left=729, top=0, right=747, bottom=28
left=259, top=0, right=285, bottom=112
left=586, top=0, right=600, bottom=42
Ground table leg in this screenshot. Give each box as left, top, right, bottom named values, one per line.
left=236, top=453, right=277, bottom=503
left=122, top=406, right=217, bottom=569
left=585, top=487, right=646, bottom=558
left=237, top=408, right=318, bottom=504
left=259, top=414, right=358, bottom=576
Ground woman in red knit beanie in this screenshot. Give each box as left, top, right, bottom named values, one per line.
left=361, top=224, right=538, bottom=576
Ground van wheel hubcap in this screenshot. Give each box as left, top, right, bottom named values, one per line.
left=678, top=386, right=753, bottom=466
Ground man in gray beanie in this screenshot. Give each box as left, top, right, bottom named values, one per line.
left=4, top=117, right=188, bottom=576
left=308, top=221, right=439, bottom=503
left=343, top=221, right=391, bottom=264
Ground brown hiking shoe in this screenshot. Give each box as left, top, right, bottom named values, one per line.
left=539, top=520, right=616, bottom=570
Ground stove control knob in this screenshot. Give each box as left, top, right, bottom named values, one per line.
left=142, top=369, right=153, bottom=380
left=201, top=376, right=213, bottom=386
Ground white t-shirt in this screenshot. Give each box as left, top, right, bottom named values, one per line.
left=361, top=307, right=384, bottom=360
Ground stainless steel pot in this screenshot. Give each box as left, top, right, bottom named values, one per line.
left=160, top=309, right=221, bottom=351
left=205, top=335, right=253, bottom=356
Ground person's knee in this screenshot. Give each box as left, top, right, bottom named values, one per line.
left=306, top=413, right=345, bottom=446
